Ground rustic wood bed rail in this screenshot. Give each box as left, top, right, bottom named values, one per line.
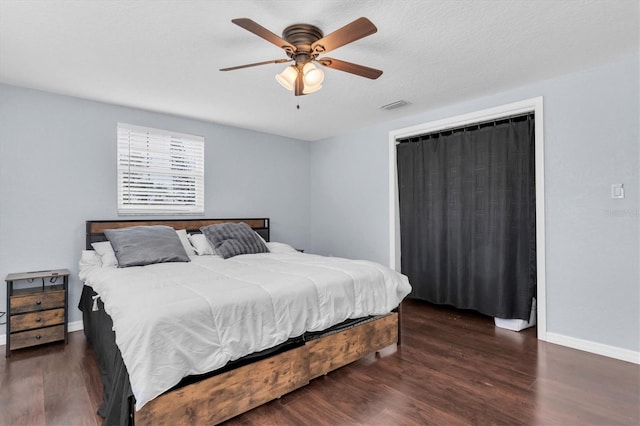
left=84, top=218, right=401, bottom=425
left=138, top=313, right=398, bottom=425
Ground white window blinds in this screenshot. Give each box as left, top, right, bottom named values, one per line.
left=117, top=123, right=204, bottom=214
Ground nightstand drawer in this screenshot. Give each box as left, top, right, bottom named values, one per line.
left=10, top=308, right=65, bottom=333
left=10, top=290, right=65, bottom=314
left=10, top=325, right=65, bottom=350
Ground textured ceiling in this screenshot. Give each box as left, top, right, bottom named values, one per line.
left=0, top=0, right=638, bottom=141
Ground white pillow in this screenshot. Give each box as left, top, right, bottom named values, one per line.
left=266, top=242, right=298, bottom=253
left=255, top=231, right=267, bottom=244
left=80, top=250, right=102, bottom=267
left=79, top=250, right=103, bottom=280
left=175, top=229, right=196, bottom=256
left=188, top=233, right=216, bottom=255
left=91, top=241, right=118, bottom=267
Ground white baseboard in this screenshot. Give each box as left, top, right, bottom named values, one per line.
left=68, top=320, right=84, bottom=333
left=0, top=320, right=84, bottom=347
left=546, top=332, right=640, bottom=365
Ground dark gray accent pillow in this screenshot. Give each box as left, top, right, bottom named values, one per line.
left=104, top=225, right=190, bottom=267
left=200, top=222, right=268, bottom=259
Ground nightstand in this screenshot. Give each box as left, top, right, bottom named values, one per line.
left=5, top=269, right=69, bottom=357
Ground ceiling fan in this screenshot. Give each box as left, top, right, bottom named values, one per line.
left=220, top=17, right=383, bottom=96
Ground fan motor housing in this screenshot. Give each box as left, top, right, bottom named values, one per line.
left=282, top=24, right=324, bottom=61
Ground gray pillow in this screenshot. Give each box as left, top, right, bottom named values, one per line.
left=104, top=225, right=190, bottom=267
left=200, top=222, right=268, bottom=259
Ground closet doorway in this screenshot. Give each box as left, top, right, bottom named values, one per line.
left=388, top=97, right=547, bottom=339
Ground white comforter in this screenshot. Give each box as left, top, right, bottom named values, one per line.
left=80, top=252, right=411, bottom=410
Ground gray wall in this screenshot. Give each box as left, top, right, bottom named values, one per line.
left=0, top=84, right=311, bottom=323
left=2, top=54, right=637, bottom=356
left=310, top=54, right=639, bottom=353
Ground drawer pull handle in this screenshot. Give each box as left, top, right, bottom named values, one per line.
left=36, top=335, right=42, bottom=340
left=36, top=300, right=42, bottom=305
left=35, top=317, right=42, bottom=323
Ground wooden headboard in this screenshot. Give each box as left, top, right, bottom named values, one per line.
left=86, top=218, right=270, bottom=250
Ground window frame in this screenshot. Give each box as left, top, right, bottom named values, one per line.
left=116, top=122, right=205, bottom=215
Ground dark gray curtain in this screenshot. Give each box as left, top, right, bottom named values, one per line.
left=397, top=116, right=536, bottom=320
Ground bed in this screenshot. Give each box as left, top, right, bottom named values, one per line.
left=79, top=218, right=411, bottom=425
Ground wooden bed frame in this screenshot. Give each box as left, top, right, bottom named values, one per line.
left=85, top=218, right=401, bottom=425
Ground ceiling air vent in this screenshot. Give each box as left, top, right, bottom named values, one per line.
left=380, top=100, right=409, bottom=111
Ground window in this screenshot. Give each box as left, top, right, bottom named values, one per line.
left=117, top=123, right=204, bottom=214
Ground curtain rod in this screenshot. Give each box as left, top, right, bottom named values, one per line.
left=396, top=112, right=534, bottom=144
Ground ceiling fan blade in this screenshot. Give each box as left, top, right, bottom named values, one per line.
left=311, top=17, right=377, bottom=55
left=316, top=57, right=383, bottom=79
left=220, top=58, right=291, bottom=72
left=231, top=18, right=296, bottom=54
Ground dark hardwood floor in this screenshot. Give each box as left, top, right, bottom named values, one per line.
left=1, top=299, right=638, bottom=425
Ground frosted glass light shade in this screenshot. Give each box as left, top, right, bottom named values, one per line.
left=303, top=83, right=322, bottom=94
left=275, top=66, right=298, bottom=91
left=302, top=62, right=324, bottom=87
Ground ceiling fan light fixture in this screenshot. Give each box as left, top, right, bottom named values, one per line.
left=275, top=65, right=298, bottom=91
left=226, top=17, right=381, bottom=97
left=302, top=62, right=324, bottom=87
left=303, top=83, right=322, bottom=94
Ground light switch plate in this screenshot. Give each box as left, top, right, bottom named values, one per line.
left=611, top=184, right=624, bottom=199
